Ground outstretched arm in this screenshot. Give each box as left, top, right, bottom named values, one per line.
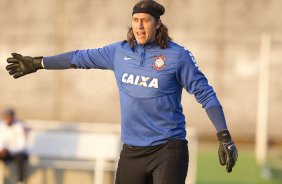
left=6, top=42, right=119, bottom=79
left=43, top=52, right=75, bottom=69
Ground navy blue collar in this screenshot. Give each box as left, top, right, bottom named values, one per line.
left=133, top=40, right=158, bottom=52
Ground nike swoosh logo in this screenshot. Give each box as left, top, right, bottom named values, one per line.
left=124, top=56, right=132, bottom=60
left=228, top=144, right=234, bottom=150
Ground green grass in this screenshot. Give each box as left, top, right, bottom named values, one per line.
left=196, top=149, right=282, bottom=184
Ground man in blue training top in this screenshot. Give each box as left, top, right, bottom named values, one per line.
left=5, top=1, right=238, bottom=183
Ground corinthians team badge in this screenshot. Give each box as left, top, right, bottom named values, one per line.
left=153, top=55, right=167, bottom=71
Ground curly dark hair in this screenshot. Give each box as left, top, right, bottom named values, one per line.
left=127, top=0, right=172, bottom=49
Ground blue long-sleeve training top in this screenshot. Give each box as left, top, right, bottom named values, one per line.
left=43, top=40, right=227, bottom=146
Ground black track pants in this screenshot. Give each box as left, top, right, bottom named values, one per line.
left=1, top=152, right=28, bottom=182
left=115, top=139, right=189, bottom=184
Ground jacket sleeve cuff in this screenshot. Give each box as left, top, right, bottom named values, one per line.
left=206, top=106, right=228, bottom=132
left=43, top=52, right=74, bottom=69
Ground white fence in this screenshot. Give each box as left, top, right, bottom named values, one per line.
left=1, top=120, right=198, bottom=184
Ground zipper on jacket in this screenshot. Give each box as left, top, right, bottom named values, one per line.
left=140, top=45, right=146, bottom=67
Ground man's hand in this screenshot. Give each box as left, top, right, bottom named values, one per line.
left=6, top=53, right=43, bottom=79
left=217, top=129, right=238, bottom=173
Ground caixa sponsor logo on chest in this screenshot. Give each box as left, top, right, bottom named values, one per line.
left=121, top=73, right=158, bottom=89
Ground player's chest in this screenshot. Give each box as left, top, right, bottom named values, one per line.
left=113, top=49, right=180, bottom=97
left=114, top=49, right=179, bottom=77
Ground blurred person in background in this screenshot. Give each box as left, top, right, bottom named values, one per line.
left=0, top=108, right=27, bottom=184
left=5, top=0, right=238, bottom=183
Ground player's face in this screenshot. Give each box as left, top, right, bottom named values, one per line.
left=132, top=13, right=161, bottom=45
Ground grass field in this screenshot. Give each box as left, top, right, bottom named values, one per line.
left=196, top=149, right=282, bottom=184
